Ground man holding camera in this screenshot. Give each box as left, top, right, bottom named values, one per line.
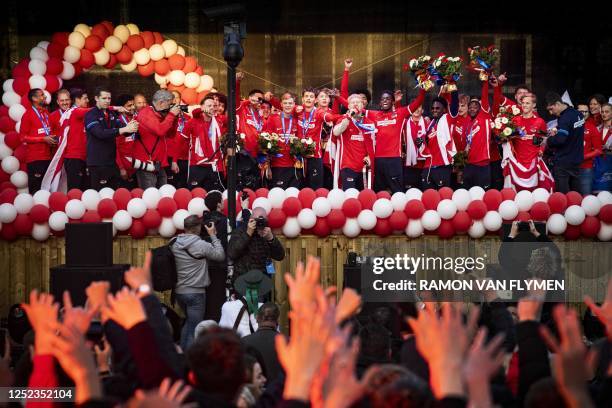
left=134, top=90, right=179, bottom=189
left=227, top=207, right=285, bottom=279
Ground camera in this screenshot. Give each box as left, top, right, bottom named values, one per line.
left=255, top=216, right=267, bottom=229
left=202, top=210, right=213, bottom=226
left=179, top=104, right=189, bottom=112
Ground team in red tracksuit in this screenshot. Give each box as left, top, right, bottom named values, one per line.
left=462, top=81, right=493, bottom=189
left=62, top=106, right=92, bottom=190
left=265, top=111, right=301, bottom=188
left=134, top=106, right=177, bottom=188
left=165, top=112, right=191, bottom=189
left=19, top=102, right=56, bottom=193
left=403, top=109, right=430, bottom=190
left=332, top=113, right=376, bottom=190
left=580, top=118, right=602, bottom=194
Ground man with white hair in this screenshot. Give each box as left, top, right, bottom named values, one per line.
left=134, top=89, right=180, bottom=188
left=332, top=94, right=376, bottom=190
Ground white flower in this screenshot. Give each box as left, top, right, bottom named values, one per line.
left=503, top=127, right=512, bottom=136
left=434, top=60, right=442, bottom=68
left=240, top=133, right=246, bottom=139
left=409, top=59, right=418, bottom=69
left=300, top=138, right=307, bottom=144
left=306, top=139, right=313, bottom=145
left=495, top=123, right=503, bottom=130
left=267, top=142, right=272, bottom=149
left=511, top=106, right=521, bottom=115
left=501, top=117, right=509, bottom=124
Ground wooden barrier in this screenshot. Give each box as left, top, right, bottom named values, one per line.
left=0, top=236, right=609, bottom=331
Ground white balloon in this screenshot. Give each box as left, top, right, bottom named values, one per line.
left=37, top=41, right=50, bottom=50
left=468, top=186, right=485, bottom=201
left=297, top=208, right=316, bottom=229
left=60, top=62, right=76, bottom=80
left=168, top=70, right=185, bottom=86
left=342, top=218, right=361, bottom=238
left=357, top=209, right=377, bottom=230
left=29, top=46, right=49, bottom=62
left=598, top=222, right=612, bottom=241
left=3, top=79, right=14, bottom=93
left=328, top=189, right=346, bottom=209
left=468, top=220, right=486, bottom=238
left=251, top=197, right=271, bottom=214
left=312, top=197, right=331, bottom=217
left=159, top=184, right=176, bottom=198
left=372, top=198, right=393, bottom=219
left=172, top=209, right=190, bottom=230
left=282, top=217, right=301, bottom=238
left=177, top=46, right=186, bottom=57
left=597, top=191, right=612, bottom=205
left=13, top=193, right=34, bottom=214
left=48, top=211, right=69, bottom=231
left=1, top=156, right=20, bottom=174
left=391, top=192, right=408, bottom=211
left=154, top=73, right=168, bottom=86
left=121, top=59, right=137, bottom=73
left=159, top=217, right=177, bottom=237
left=162, top=39, right=178, bottom=57
left=547, top=213, right=567, bottom=235
left=99, top=187, right=115, bottom=200
left=94, top=48, right=110, bottom=66
left=451, top=189, right=471, bottom=211
left=437, top=199, right=457, bottom=220
left=68, top=31, right=86, bottom=49
left=483, top=211, right=503, bottom=232
left=498, top=200, right=519, bottom=220
left=285, top=187, right=300, bottom=198
left=565, top=205, right=586, bottom=226
left=134, top=48, right=151, bottom=65
left=32, top=189, right=50, bottom=206
left=73, top=23, right=91, bottom=37
left=344, top=188, right=359, bottom=199
left=28, top=59, right=47, bottom=76
left=184, top=72, right=201, bottom=89
left=405, top=219, right=424, bottom=238
left=2, top=91, right=20, bottom=108
left=0, top=145, right=14, bottom=160
left=126, top=23, right=140, bottom=35
left=142, top=187, right=161, bottom=209
left=113, top=25, right=131, bottom=43
left=149, top=44, right=165, bottom=61
left=112, top=210, right=132, bottom=231
left=421, top=210, right=441, bottom=231
left=65, top=199, right=86, bottom=219
left=127, top=198, right=147, bottom=218
left=0, top=203, right=17, bottom=223
left=268, top=187, right=286, bottom=209
left=515, top=190, right=534, bottom=211
left=32, top=223, right=50, bottom=241
left=581, top=195, right=601, bottom=216
left=28, top=75, right=47, bottom=90
left=104, top=35, right=123, bottom=54
left=43, top=90, right=51, bottom=105
left=200, top=75, right=214, bottom=92
left=187, top=197, right=206, bottom=216
left=81, top=189, right=101, bottom=211
left=63, top=46, right=81, bottom=64
left=8, top=103, right=25, bottom=123
left=532, top=188, right=550, bottom=203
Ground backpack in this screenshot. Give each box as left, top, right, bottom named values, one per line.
left=150, top=237, right=206, bottom=291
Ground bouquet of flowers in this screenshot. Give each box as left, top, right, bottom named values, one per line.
left=492, top=105, right=521, bottom=143
left=453, top=150, right=468, bottom=171
left=429, top=54, right=463, bottom=90
left=257, top=132, right=282, bottom=156
left=289, top=136, right=316, bottom=159
left=407, top=55, right=434, bottom=91
left=467, top=45, right=499, bottom=81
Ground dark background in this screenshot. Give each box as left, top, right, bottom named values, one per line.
left=1, top=0, right=610, bottom=116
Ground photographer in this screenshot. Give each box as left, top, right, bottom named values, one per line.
left=134, top=90, right=179, bottom=189
left=227, top=207, right=285, bottom=279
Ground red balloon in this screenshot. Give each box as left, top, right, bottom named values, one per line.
left=389, top=211, right=408, bottom=230
left=51, top=32, right=69, bottom=47
left=140, top=31, right=155, bottom=48
left=153, top=32, right=164, bottom=44
left=422, top=189, right=441, bottom=210
left=581, top=216, right=601, bottom=238
left=181, top=88, right=198, bottom=105
left=564, top=225, right=581, bottom=240
left=78, top=49, right=95, bottom=69
left=282, top=197, right=302, bottom=217
left=566, top=191, right=582, bottom=207
left=84, top=35, right=103, bottom=52
left=0, top=117, right=16, bottom=133
left=91, top=24, right=110, bottom=40
left=0, top=189, right=18, bottom=204
left=404, top=199, right=425, bottom=219
left=516, top=211, right=531, bottom=222
left=113, top=188, right=132, bottom=210
left=47, top=42, right=65, bottom=59
left=0, top=105, right=8, bottom=117
left=128, top=219, right=145, bottom=239
left=29, top=204, right=50, bottom=223
left=267, top=208, right=287, bottom=229
left=0, top=171, right=10, bottom=185
left=255, top=188, right=269, bottom=198
left=73, top=64, right=84, bottom=77
left=127, top=34, right=145, bottom=51
left=168, top=54, right=186, bottom=70
left=14, top=214, right=33, bottom=235
left=13, top=77, right=30, bottom=96
left=46, top=58, right=63, bottom=75
left=104, top=54, right=118, bottom=69
left=437, top=219, right=455, bottom=239
left=20, top=94, right=32, bottom=108
left=600, top=204, right=612, bottom=224
left=174, top=188, right=192, bottom=209
left=12, top=59, right=31, bottom=78
left=191, top=188, right=206, bottom=198
left=157, top=197, right=178, bottom=217
left=357, top=189, right=377, bottom=210
left=548, top=192, right=568, bottom=214
left=466, top=200, right=487, bottom=220
left=438, top=187, right=453, bottom=200
left=137, top=61, right=155, bottom=77
left=142, top=209, right=162, bottom=229
left=374, top=218, right=392, bottom=237
left=221, top=197, right=241, bottom=216
left=97, top=198, right=118, bottom=218
left=167, top=84, right=185, bottom=94
left=67, top=188, right=82, bottom=200
left=376, top=191, right=391, bottom=200
left=0, top=222, right=17, bottom=241
left=182, top=56, right=198, bottom=73
left=131, top=188, right=144, bottom=198
left=194, top=66, right=204, bottom=75
left=242, top=188, right=256, bottom=208
left=342, top=198, right=362, bottom=218
left=3, top=131, right=21, bottom=150
left=48, top=192, right=68, bottom=212
left=82, top=210, right=101, bottom=223
left=327, top=209, right=346, bottom=229
left=44, top=75, right=61, bottom=93
left=530, top=202, right=551, bottom=221
left=315, top=188, right=329, bottom=198
left=501, top=188, right=517, bottom=201
left=297, top=188, right=316, bottom=209
left=101, top=21, right=115, bottom=35
left=312, top=217, right=330, bottom=237
left=452, top=211, right=472, bottom=233
left=115, top=45, right=133, bottom=65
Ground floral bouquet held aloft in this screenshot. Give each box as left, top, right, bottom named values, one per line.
left=429, top=54, right=463, bottom=91
left=257, top=132, right=282, bottom=157
left=406, top=55, right=434, bottom=91
left=493, top=105, right=522, bottom=143
left=289, top=136, right=316, bottom=169
left=467, top=45, right=499, bottom=81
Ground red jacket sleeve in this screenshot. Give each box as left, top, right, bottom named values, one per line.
left=492, top=86, right=506, bottom=116
left=20, top=114, right=46, bottom=144
left=138, top=110, right=177, bottom=138
left=398, top=89, right=426, bottom=120
left=585, top=125, right=603, bottom=160
left=481, top=80, right=490, bottom=113
left=341, top=69, right=350, bottom=100
left=269, top=96, right=282, bottom=111
left=26, top=355, right=58, bottom=408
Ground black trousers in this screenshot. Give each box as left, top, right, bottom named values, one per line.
left=173, top=159, right=189, bottom=189
left=421, top=165, right=452, bottom=190
left=64, top=158, right=88, bottom=191
left=88, top=165, right=121, bottom=190
left=188, top=165, right=224, bottom=191
left=323, top=165, right=334, bottom=190
left=374, top=157, right=403, bottom=193
left=305, top=157, right=323, bottom=190
left=463, top=163, right=491, bottom=190
left=340, top=168, right=364, bottom=190
left=27, top=160, right=51, bottom=194
left=403, top=167, right=422, bottom=190
left=490, top=160, right=504, bottom=190
left=553, top=164, right=581, bottom=193
left=236, top=154, right=261, bottom=190
left=271, top=167, right=301, bottom=189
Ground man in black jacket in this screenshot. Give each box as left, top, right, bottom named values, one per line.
left=227, top=207, right=285, bottom=278
left=241, top=302, right=282, bottom=383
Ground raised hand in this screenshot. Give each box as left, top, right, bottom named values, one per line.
left=285, top=256, right=321, bottom=314
left=584, top=278, right=612, bottom=339
left=322, top=336, right=364, bottom=408
left=124, top=251, right=153, bottom=293
left=22, top=290, right=60, bottom=355
left=344, top=58, right=353, bottom=70
left=517, top=284, right=545, bottom=322
left=463, top=328, right=506, bottom=408
left=62, top=291, right=96, bottom=335
left=102, top=287, right=147, bottom=330
left=335, top=288, right=361, bottom=324
left=236, top=71, right=245, bottom=81
left=394, top=90, right=403, bottom=103
left=132, top=378, right=193, bottom=407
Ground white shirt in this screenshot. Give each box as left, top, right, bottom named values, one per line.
left=218, top=299, right=261, bottom=338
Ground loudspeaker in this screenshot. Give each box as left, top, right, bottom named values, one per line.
left=343, top=264, right=362, bottom=293
left=66, top=223, right=113, bottom=267
left=50, top=264, right=129, bottom=307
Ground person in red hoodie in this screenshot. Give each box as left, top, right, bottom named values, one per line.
left=115, top=94, right=138, bottom=189
left=185, top=95, right=226, bottom=191
left=462, top=81, right=493, bottom=189
left=49, top=89, right=71, bottom=136
left=59, top=88, right=91, bottom=190
left=265, top=93, right=301, bottom=188
left=19, top=88, right=58, bottom=193
left=134, top=90, right=179, bottom=189
left=331, top=94, right=376, bottom=190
